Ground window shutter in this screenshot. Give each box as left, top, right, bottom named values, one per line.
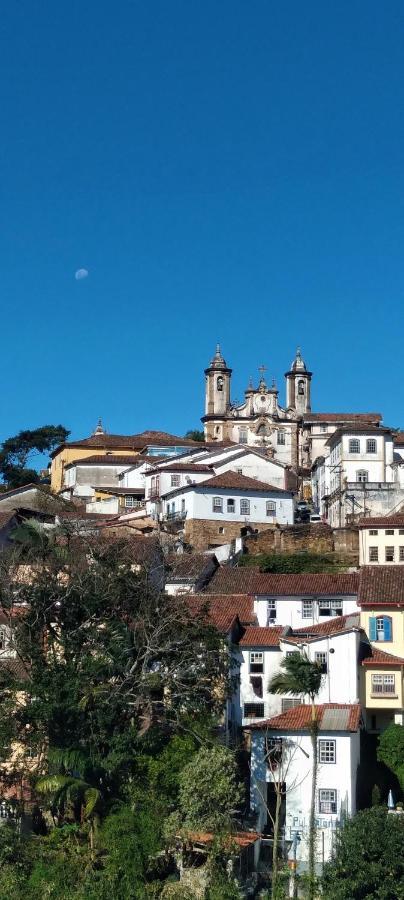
left=369, top=617, right=377, bottom=641
left=383, top=617, right=392, bottom=641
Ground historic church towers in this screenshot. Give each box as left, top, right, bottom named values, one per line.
left=204, top=345, right=232, bottom=418
left=285, top=348, right=312, bottom=415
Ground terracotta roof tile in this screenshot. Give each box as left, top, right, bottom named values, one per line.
left=358, top=566, right=404, bottom=607
left=190, top=593, right=256, bottom=627
left=393, top=432, right=404, bottom=446
left=358, top=515, right=404, bottom=528
left=195, top=472, right=288, bottom=493
left=291, top=613, right=361, bottom=639
left=239, top=626, right=284, bottom=647
left=187, top=831, right=260, bottom=848
left=249, top=703, right=361, bottom=733
left=362, top=646, right=404, bottom=666
left=304, top=413, right=381, bottom=423
left=206, top=568, right=359, bottom=597
left=52, top=431, right=200, bottom=456
left=150, top=463, right=214, bottom=474
left=166, top=553, right=218, bottom=581
left=65, top=455, right=140, bottom=467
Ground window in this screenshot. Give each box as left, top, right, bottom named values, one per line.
left=218, top=526, right=224, bottom=534
left=320, top=424, right=327, bottom=433
left=369, top=547, right=378, bottom=562
left=217, top=376, right=223, bottom=391
left=181, top=498, right=186, bottom=514
left=349, top=439, right=360, bottom=453
left=319, top=740, right=336, bottom=763
left=369, top=615, right=392, bottom=642
left=266, top=501, right=276, bottom=516
left=212, top=497, right=223, bottom=513
left=369, top=529, right=378, bottom=535
left=318, top=599, right=343, bottom=617
left=125, top=495, right=137, bottom=508
left=277, top=431, right=285, bottom=445
left=385, top=529, right=394, bottom=535
left=281, top=698, right=301, bottom=712
left=302, top=599, right=313, bottom=619
left=367, top=439, right=377, bottom=453
left=371, top=674, right=396, bottom=695
left=244, top=703, right=265, bottom=718
left=357, top=470, right=368, bottom=483
left=249, top=651, right=264, bottom=674
left=237, top=468, right=243, bottom=475
left=298, top=379, right=305, bottom=395
left=227, top=498, right=235, bottom=514
left=171, top=474, right=180, bottom=487
left=315, top=652, right=328, bottom=674
left=400, top=547, right=404, bottom=562
left=385, top=547, right=395, bottom=562
left=240, top=499, right=250, bottom=516
left=400, top=530, right=404, bottom=535
left=239, top=428, right=248, bottom=444
left=319, top=789, right=337, bottom=814
left=267, top=599, right=276, bottom=624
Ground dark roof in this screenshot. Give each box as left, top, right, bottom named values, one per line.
left=239, top=626, right=285, bottom=647
left=94, top=487, right=144, bottom=496
left=151, top=463, right=214, bottom=474
left=358, top=515, right=404, bottom=528
left=393, top=432, right=404, bottom=446
left=65, top=455, right=140, bottom=468
left=248, top=703, right=361, bottom=733
left=205, top=568, right=359, bottom=597
left=362, top=646, right=404, bottom=666
left=166, top=553, right=218, bottom=582
left=51, top=431, right=200, bottom=457
left=290, top=613, right=361, bottom=639
left=304, top=413, right=382, bottom=423
left=190, top=593, right=256, bottom=626
left=191, top=471, right=288, bottom=493
left=358, top=566, right=404, bottom=607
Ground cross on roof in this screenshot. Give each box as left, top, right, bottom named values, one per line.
left=258, top=364, right=267, bottom=380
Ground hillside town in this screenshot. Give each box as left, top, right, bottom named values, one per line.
left=0, top=345, right=403, bottom=897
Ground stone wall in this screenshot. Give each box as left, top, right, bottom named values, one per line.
left=244, top=523, right=359, bottom=561
left=184, top=519, right=269, bottom=552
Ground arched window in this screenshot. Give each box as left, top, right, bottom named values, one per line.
left=357, top=470, right=368, bottom=483
left=349, top=439, right=360, bottom=453
left=298, top=379, right=305, bottom=395
left=217, top=376, right=223, bottom=391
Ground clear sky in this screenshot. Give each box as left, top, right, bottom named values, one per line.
left=1, top=1, right=403, bottom=444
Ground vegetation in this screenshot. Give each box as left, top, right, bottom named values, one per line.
left=239, top=552, right=347, bottom=573
left=322, top=806, right=404, bottom=899
left=0, top=425, right=69, bottom=488
left=0, top=531, right=242, bottom=898
left=184, top=429, right=205, bottom=442
left=377, top=724, right=404, bottom=792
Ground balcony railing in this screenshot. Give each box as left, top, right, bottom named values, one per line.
left=165, top=510, right=187, bottom=522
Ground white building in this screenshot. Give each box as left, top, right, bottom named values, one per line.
left=358, top=515, right=404, bottom=566
left=248, top=703, right=361, bottom=867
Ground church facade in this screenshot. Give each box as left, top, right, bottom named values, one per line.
left=201, top=346, right=382, bottom=472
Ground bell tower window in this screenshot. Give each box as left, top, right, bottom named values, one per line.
left=298, top=379, right=305, bottom=395
left=217, top=377, right=223, bottom=391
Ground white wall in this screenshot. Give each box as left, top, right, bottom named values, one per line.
left=253, top=595, right=358, bottom=629
left=158, top=486, right=294, bottom=525
left=359, top=525, right=404, bottom=565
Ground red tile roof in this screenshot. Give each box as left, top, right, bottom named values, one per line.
left=51, top=431, right=200, bottom=456
left=358, top=566, right=404, bottom=607
left=304, top=413, right=381, bottom=423
left=192, top=472, right=288, bottom=493
left=358, top=515, right=404, bottom=528
left=362, top=646, right=404, bottom=666
left=206, top=568, right=359, bottom=597
left=394, top=432, right=404, bottom=446
left=166, top=553, right=218, bottom=581
left=249, top=703, right=361, bottom=733
left=239, top=626, right=284, bottom=647
left=190, top=593, right=256, bottom=626
left=65, top=455, right=140, bottom=467
left=151, top=463, right=214, bottom=474
left=187, top=831, right=260, bottom=848
left=291, top=613, right=361, bottom=639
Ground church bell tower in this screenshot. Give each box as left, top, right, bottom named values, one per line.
left=285, top=348, right=312, bottom=415
left=202, top=345, right=232, bottom=439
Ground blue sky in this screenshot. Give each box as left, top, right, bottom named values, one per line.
left=1, top=1, right=403, bottom=445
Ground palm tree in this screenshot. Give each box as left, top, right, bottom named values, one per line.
left=268, top=652, right=322, bottom=900
left=36, top=748, right=102, bottom=852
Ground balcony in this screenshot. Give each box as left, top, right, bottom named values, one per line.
left=165, top=510, right=187, bottom=522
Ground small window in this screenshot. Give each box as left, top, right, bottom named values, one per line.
left=302, top=599, right=313, bottom=619
left=236, top=468, right=243, bottom=475
left=385, top=529, right=394, bottom=535
left=281, top=698, right=301, bottom=712
left=315, top=652, right=327, bottom=674
left=369, top=529, right=378, bottom=535
left=266, top=500, right=276, bottom=516
left=217, top=376, right=223, bottom=392
left=125, top=495, right=137, bottom=508
left=349, top=439, right=360, bottom=453
left=367, top=439, right=377, bottom=453
left=319, top=789, right=337, bottom=814
left=318, top=599, right=343, bottom=617
left=319, top=740, right=336, bottom=763
left=385, top=546, right=395, bottom=562
left=400, top=547, right=404, bottom=562
left=212, top=497, right=223, bottom=513
left=240, top=499, right=250, bottom=516
left=181, top=498, right=186, bottom=513
left=399, top=530, right=404, bottom=535
left=227, top=498, right=235, bottom=514
left=371, top=674, right=395, bottom=695
left=244, top=703, right=265, bottom=718
left=298, top=379, right=305, bottom=395
left=249, top=651, right=264, bottom=674
left=267, top=599, right=276, bottom=624
left=239, top=429, right=248, bottom=444
left=357, top=470, right=368, bottom=483
left=277, top=431, right=285, bottom=446
left=369, top=547, right=378, bottom=562
left=171, top=474, right=181, bottom=487
left=370, top=615, right=393, bottom=642
left=320, top=424, right=327, bottom=433
left=218, top=526, right=224, bottom=534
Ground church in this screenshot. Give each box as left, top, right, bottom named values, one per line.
left=201, top=345, right=382, bottom=471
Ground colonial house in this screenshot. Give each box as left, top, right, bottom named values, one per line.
left=247, top=703, right=361, bottom=866
left=358, top=515, right=404, bottom=566
left=205, top=570, right=359, bottom=629
left=358, top=566, right=404, bottom=731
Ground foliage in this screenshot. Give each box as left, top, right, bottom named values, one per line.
left=322, top=806, right=404, bottom=899
left=176, top=746, right=244, bottom=832
left=0, top=424, right=69, bottom=488
left=184, top=429, right=205, bottom=442
left=239, top=552, right=344, bottom=573
left=377, top=724, right=404, bottom=792
left=267, top=651, right=322, bottom=705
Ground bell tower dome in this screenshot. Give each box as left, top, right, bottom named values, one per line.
left=285, top=347, right=312, bottom=414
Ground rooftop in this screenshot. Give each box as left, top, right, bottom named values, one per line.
left=248, top=703, right=361, bottom=733
left=358, top=515, right=404, bottom=528
left=51, top=430, right=201, bottom=456
left=205, top=568, right=359, bottom=597
left=191, top=471, right=288, bottom=493
left=239, top=626, right=285, bottom=647
left=358, top=566, right=404, bottom=607
left=166, top=553, right=218, bottom=582
left=362, top=646, right=404, bottom=666
left=65, top=455, right=140, bottom=468
left=190, top=593, right=256, bottom=627
left=304, top=413, right=382, bottom=423
left=290, top=612, right=361, bottom=640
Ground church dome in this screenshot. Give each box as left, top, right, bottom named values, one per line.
left=290, top=347, right=307, bottom=372
left=209, top=344, right=227, bottom=369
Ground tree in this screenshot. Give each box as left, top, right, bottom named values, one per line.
left=322, top=806, right=404, bottom=899
left=0, top=425, right=70, bottom=488
left=176, top=745, right=243, bottom=832
left=184, top=430, right=205, bottom=442
left=268, top=652, right=322, bottom=900
left=378, top=724, right=404, bottom=792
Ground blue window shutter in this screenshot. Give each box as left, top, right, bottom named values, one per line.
left=383, top=617, right=392, bottom=641
left=369, top=617, right=377, bottom=641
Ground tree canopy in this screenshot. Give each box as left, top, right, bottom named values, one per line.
left=377, top=724, right=404, bottom=792
left=0, top=425, right=70, bottom=488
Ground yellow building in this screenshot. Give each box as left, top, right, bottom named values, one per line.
left=50, top=422, right=199, bottom=493
left=359, top=566, right=404, bottom=730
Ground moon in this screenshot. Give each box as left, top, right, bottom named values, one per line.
left=75, top=268, right=89, bottom=281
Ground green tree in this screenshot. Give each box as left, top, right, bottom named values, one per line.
left=176, top=745, right=243, bottom=831
left=268, top=652, right=322, bottom=900
left=322, top=806, right=404, bottom=899
left=0, top=424, right=69, bottom=488
left=378, top=724, right=404, bottom=792
left=184, top=429, right=205, bottom=442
